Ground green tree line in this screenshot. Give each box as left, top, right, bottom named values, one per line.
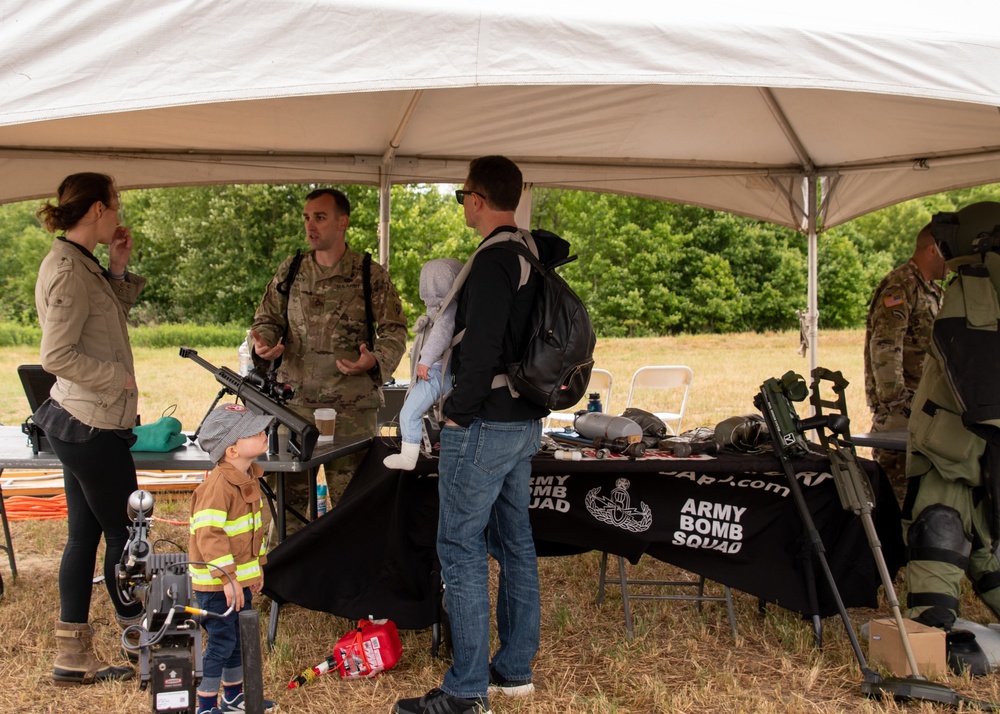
left=2, top=182, right=999, bottom=337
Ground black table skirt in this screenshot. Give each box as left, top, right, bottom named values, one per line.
left=263, top=440, right=903, bottom=629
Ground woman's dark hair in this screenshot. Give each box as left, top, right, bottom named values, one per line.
left=36, top=173, right=115, bottom=233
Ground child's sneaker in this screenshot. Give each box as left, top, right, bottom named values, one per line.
left=488, top=666, right=534, bottom=698
left=220, top=691, right=277, bottom=713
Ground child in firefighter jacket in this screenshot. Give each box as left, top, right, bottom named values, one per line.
left=189, top=403, right=276, bottom=714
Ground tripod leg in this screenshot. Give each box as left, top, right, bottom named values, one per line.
left=193, top=387, right=229, bottom=443
left=775, top=454, right=876, bottom=678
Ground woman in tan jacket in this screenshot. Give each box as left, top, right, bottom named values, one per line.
left=33, top=173, right=146, bottom=685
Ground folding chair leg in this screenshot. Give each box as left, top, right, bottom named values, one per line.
left=724, top=586, right=738, bottom=640
left=597, top=554, right=737, bottom=642
left=617, top=556, right=634, bottom=640
left=597, top=551, right=609, bottom=605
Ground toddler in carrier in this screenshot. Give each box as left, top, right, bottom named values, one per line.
left=383, top=257, right=463, bottom=470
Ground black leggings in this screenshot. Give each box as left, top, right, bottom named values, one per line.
left=47, top=430, right=143, bottom=623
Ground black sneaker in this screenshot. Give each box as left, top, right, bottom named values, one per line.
left=393, top=688, right=492, bottom=714
left=488, top=666, right=534, bottom=698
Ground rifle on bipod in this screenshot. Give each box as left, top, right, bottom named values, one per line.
left=180, top=347, right=319, bottom=461
left=755, top=367, right=995, bottom=709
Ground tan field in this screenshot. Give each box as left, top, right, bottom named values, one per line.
left=1, top=331, right=873, bottom=436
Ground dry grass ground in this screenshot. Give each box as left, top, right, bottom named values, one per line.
left=3, top=331, right=1000, bottom=712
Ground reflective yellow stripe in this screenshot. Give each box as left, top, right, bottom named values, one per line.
left=209, top=554, right=235, bottom=569
left=189, top=564, right=223, bottom=586
left=235, top=559, right=261, bottom=582
left=190, top=508, right=227, bottom=533
left=225, top=513, right=254, bottom=537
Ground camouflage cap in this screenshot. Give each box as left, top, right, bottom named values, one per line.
left=198, top=403, right=274, bottom=463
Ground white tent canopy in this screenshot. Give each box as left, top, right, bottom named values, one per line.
left=3, top=0, right=1000, bottom=365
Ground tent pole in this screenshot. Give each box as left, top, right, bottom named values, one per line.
left=378, top=167, right=390, bottom=268
left=516, top=185, right=533, bottom=228
left=807, top=175, right=819, bottom=376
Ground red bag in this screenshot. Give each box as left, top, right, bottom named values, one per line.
left=332, top=619, right=402, bottom=678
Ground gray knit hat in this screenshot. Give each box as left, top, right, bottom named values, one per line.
left=199, top=403, right=275, bottom=463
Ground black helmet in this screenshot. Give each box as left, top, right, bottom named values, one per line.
left=930, top=201, right=1000, bottom=260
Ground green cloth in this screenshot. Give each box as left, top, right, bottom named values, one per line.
left=130, top=415, right=187, bottom=452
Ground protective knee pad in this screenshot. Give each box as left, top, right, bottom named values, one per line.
left=906, top=505, right=971, bottom=622
left=907, top=505, right=972, bottom=569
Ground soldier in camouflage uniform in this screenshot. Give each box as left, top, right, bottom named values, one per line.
left=250, top=188, right=407, bottom=535
left=864, top=224, right=947, bottom=501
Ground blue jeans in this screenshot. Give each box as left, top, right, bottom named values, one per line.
left=437, top=418, right=542, bottom=701
left=196, top=588, right=252, bottom=692
left=399, top=364, right=451, bottom=444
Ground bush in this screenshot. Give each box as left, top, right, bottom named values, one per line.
left=0, top=322, right=41, bottom=346
left=0, top=321, right=246, bottom=348
left=129, top=323, right=248, bottom=348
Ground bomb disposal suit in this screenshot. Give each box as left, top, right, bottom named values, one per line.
left=904, top=202, right=1000, bottom=637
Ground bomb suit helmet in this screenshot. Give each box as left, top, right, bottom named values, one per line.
left=930, top=201, right=1000, bottom=261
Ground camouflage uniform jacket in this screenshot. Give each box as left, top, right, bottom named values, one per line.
left=251, top=246, right=407, bottom=411
left=864, top=259, right=944, bottom=422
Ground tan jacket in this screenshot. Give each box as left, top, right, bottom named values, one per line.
left=35, top=238, right=145, bottom=429
left=188, top=461, right=269, bottom=592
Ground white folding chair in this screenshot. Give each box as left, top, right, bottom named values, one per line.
left=546, top=368, right=613, bottom=427
left=624, top=365, right=693, bottom=435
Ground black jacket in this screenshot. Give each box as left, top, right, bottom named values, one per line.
left=443, top=226, right=557, bottom=426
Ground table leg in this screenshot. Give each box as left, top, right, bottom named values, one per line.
left=307, top=467, right=317, bottom=520
left=267, top=600, right=280, bottom=650
left=0, top=470, right=17, bottom=580
left=275, top=474, right=286, bottom=543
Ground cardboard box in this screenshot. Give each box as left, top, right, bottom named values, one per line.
left=868, top=618, right=946, bottom=677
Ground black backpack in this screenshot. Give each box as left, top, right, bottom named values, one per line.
left=429, top=229, right=596, bottom=413
left=486, top=233, right=596, bottom=410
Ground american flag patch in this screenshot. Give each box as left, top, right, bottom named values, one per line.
left=883, top=294, right=904, bottom=308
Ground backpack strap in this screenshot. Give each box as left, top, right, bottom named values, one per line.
left=429, top=229, right=539, bottom=406
left=362, top=252, right=375, bottom=352
left=268, top=250, right=305, bottom=372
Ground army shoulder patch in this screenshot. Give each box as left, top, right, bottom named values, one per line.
left=883, top=294, right=904, bottom=308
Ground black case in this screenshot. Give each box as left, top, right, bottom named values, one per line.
left=17, top=365, right=57, bottom=455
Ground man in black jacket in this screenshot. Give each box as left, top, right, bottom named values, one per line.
left=394, top=156, right=547, bottom=714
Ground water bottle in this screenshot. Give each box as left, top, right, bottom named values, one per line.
left=587, top=392, right=603, bottom=413
left=316, top=483, right=329, bottom=517
left=238, top=330, right=252, bottom=376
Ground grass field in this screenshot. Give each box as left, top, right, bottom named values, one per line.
left=0, top=331, right=873, bottom=435
left=4, top=331, right=1000, bottom=713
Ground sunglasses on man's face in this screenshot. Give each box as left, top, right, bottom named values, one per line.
left=455, top=190, right=485, bottom=205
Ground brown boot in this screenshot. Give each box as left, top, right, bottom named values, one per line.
left=52, top=620, right=135, bottom=686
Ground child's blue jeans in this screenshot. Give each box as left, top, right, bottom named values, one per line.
left=399, top=363, right=451, bottom=444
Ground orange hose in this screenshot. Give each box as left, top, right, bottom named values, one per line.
left=4, top=494, right=68, bottom=521
left=3, top=496, right=193, bottom=526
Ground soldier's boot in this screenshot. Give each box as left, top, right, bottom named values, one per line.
left=52, top=620, right=135, bottom=686
left=945, top=629, right=992, bottom=677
